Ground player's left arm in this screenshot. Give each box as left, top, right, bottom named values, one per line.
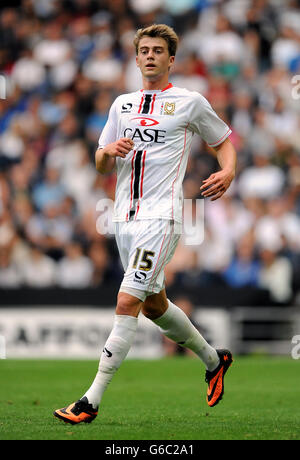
left=200, top=138, right=237, bottom=201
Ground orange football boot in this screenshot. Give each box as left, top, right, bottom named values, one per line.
left=205, top=349, right=233, bottom=407
left=53, top=397, right=98, bottom=425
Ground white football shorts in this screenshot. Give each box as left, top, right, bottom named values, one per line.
left=115, top=219, right=181, bottom=301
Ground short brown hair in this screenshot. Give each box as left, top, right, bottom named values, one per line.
left=133, top=24, right=179, bottom=57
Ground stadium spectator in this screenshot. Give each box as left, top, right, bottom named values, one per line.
left=0, top=118, right=25, bottom=167
left=11, top=195, right=34, bottom=236
left=0, top=172, right=9, bottom=211
left=270, top=25, right=300, bottom=69
left=88, top=240, right=111, bottom=286
left=258, top=246, right=293, bottom=305
left=56, top=241, right=93, bottom=288
left=237, top=151, right=285, bottom=200
left=195, top=226, right=233, bottom=284
left=197, top=14, right=246, bottom=69
left=255, top=197, right=300, bottom=253
left=170, top=52, right=208, bottom=94
left=82, top=45, right=123, bottom=88
left=33, top=20, right=72, bottom=68
left=26, top=204, right=73, bottom=257
left=11, top=48, right=46, bottom=93
left=59, top=141, right=97, bottom=212
left=246, top=108, right=275, bottom=159
left=222, top=233, right=261, bottom=288
left=21, top=245, right=56, bottom=288
left=32, top=166, right=66, bottom=212
left=85, top=90, right=111, bottom=145
left=0, top=246, right=22, bottom=287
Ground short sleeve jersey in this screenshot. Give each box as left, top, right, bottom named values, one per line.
left=98, top=84, right=232, bottom=223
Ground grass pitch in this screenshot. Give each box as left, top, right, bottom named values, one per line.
left=0, top=356, right=299, bottom=440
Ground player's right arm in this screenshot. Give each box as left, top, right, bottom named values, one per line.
left=95, top=96, right=134, bottom=174
left=95, top=138, right=134, bottom=174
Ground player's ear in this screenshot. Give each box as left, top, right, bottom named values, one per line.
left=136, top=55, right=140, bottom=68
left=168, top=55, right=175, bottom=72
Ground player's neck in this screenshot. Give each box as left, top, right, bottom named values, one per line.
left=142, top=75, right=170, bottom=91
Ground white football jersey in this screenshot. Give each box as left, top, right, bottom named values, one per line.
left=98, top=83, right=231, bottom=223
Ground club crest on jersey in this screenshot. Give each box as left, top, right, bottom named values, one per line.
left=163, top=102, right=175, bottom=115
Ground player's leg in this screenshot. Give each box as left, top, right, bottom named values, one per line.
left=142, top=289, right=220, bottom=371
left=140, top=218, right=220, bottom=371
left=142, top=290, right=233, bottom=408
left=53, top=292, right=143, bottom=424
left=81, top=292, right=142, bottom=404
left=53, top=221, right=148, bottom=424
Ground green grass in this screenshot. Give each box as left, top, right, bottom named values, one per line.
left=0, top=356, right=299, bottom=440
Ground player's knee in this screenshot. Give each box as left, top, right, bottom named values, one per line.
left=142, top=293, right=168, bottom=320
left=116, top=302, right=136, bottom=316
left=116, top=293, right=141, bottom=316
left=142, top=302, right=162, bottom=320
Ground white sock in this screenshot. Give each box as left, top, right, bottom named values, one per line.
left=82, top=314, right=138, bottom=409
left=152, top=300, right=219, bottom=371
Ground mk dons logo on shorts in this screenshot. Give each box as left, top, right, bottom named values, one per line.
left=164, top=102, right=175, bottom=115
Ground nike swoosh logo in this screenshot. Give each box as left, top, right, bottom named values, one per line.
left=207, top=368, right=223, bottom=401
left=103, top=347, right=112, bottom=358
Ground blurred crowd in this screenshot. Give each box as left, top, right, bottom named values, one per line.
left=0, top=0, right=300, bottom=306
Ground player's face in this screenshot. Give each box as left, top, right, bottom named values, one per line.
left=136, top=37, right=174, bottom=81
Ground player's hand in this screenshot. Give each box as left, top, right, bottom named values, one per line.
left=200, top=169, right=235, bottom=201
left=106, top=138, right=134, bottom=159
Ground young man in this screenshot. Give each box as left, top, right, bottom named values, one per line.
left=54, top=24, right=236, bottom=425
